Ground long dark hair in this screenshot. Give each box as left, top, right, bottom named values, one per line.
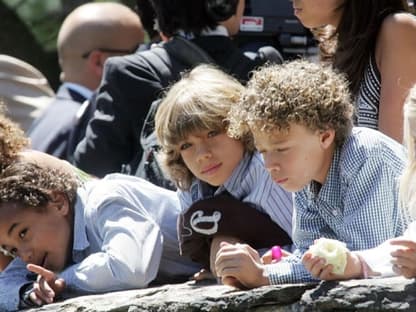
left=317, top=0, right=409, bottom=96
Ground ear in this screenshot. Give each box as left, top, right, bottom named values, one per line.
left=47, top=191, right=70, bottom=217
left=85, top=50, right=105, bottom=79
left=319, top=129, right=336, bottom=150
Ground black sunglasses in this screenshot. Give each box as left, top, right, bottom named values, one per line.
left=82, top=45, right=139, bottom=59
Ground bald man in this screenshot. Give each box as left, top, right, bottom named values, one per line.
left=28, top=2, right=144, bottom=161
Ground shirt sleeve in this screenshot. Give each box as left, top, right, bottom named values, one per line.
left=59, top=197, right=164, bottom=293
left=0, top=258, right=33, bottom=311
left=264, top=250, right=319, bottom=284
left=341, top=155, right=404, bottom=250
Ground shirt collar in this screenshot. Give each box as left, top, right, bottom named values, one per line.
left=177, top=25, right=229, bottom=40
left=62, top=82, right=93, bottom=100
left=306, top=147, right=341, bottom=205
left=71, top=187, right=90, bottom=255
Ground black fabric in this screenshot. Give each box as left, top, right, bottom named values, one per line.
left=178, top=192, right=292, bottom=268
left=74, top=35, right=274, bottom=177
left=66, top=92, right=98, bottom=164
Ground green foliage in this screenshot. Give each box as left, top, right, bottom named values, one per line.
left=2, top=0, right=134, bottom=52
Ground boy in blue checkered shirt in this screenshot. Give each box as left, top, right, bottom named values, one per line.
left=215, top=60, right=406, bottom=288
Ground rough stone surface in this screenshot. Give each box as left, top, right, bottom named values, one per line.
left=27, top=277, right=416, bottom=311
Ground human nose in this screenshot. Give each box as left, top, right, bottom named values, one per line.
left=263, top=151, right=280, bottom=172
left=195, top=143, right=212, bottom=162
left=18, top=245, right=34, bottom=263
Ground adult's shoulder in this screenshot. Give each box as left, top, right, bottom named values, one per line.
left=381, top=12, right=416, bottom=34
left=102, top=51, right=160, bottom=78
left=377, top=12, right=416, bottom=57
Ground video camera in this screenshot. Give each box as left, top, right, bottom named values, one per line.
left=236, top=0, right=317, bottom=60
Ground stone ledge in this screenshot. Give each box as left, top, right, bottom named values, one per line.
left=27, top=277, right=416, bottom=311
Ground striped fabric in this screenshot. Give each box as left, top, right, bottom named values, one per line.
left=265, top=127, right=406, bottom=284
left=355, top=54, right=381, bottom=130
left=179, top=151, right=293, bottom=237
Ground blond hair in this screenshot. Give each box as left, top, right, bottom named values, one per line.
left=400, top=85, right=416, bottom=220
left=228, top=60, right=354, bottom=147
left=155, top=64, right=253, bottom=190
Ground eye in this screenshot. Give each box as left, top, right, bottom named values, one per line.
left=276, top=148, right=289, bottom=152
left=19, top=228, right=27, bottom=239
left=180, top=142, right=192, bottom=150
left=207, top=130, right=220, bottom=138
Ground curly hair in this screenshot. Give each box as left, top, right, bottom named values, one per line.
left=0, top=161, right=78, bottom=211
left=0, top=103, right=29, bottom=169
left=155, top=64, right=253, bottom=190
left=228, top=60, right=354, bottom=147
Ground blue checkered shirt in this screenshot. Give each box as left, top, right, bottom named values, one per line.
left=265, top=127, right=407, bottom=284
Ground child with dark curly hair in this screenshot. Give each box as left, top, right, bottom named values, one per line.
left=0, top=104, right=81, bottom=273
left=155, top=65, right=293, bottom=282
left=214, top=60, right=406, bottom=288
left=0, top=161, right=200, bottom=310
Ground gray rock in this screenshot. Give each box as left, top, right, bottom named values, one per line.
left=26, top=277, right=416, bottom=311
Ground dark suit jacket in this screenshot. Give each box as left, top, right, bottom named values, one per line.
left=74, top=36, right=270, bottom=177
left=28, top=84, right=87, bottom=160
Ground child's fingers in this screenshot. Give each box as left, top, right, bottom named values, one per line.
left=38, top=277, right=56, bottom=298
left=261, top=250, right=272, bottom=264
left=305, top=256, right=327, bottom=278
left=29, top=291, right=43, bottom=306
left=32, top=282, right=54, bottom=304
left=221, top=275, right=245, bottom=289
left=27, top=264, right=55, bottom=281
left=389, top=239, right=416, bottom=249
left=391, top=255, right=416, bottom=270
left=393, top=264, right=416, bottom=279
left=390, top=248, right=416, bottom=263
left=317, top=264, right=335, bottom=280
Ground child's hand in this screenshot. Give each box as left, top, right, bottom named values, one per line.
left=26, top=264, right=66, bottom=305
left=390, top=239, right=416, bottom=278
left=261, top=246, right=291, bottom=264
left=215, top=242, right=270, bottom=289
left=192, top=268, right=216, bottom=281
left=302, top=251, right=362, bottom=280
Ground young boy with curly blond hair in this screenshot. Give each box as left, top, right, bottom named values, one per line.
left=303, top=85, right=416, bottom=281
left=155, top=65, right=293, bottom=280
left=214, top=60, right=407, bottom=288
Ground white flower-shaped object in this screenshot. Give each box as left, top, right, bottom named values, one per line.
left=309, top=238, right=349, bottom=275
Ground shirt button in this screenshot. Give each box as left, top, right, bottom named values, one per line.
left=333, top=210, right=338, bottom=216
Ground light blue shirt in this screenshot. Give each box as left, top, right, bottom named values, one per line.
left=0, top=174, right=200, bottom=311
left=178, top=151, right=293, bottom=236
left=265, top=127, right=407, bottom=284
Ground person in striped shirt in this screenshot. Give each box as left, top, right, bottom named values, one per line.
left=216, top=59, right=406, bottom=288
left=155, top=65, right=293, bottom=284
